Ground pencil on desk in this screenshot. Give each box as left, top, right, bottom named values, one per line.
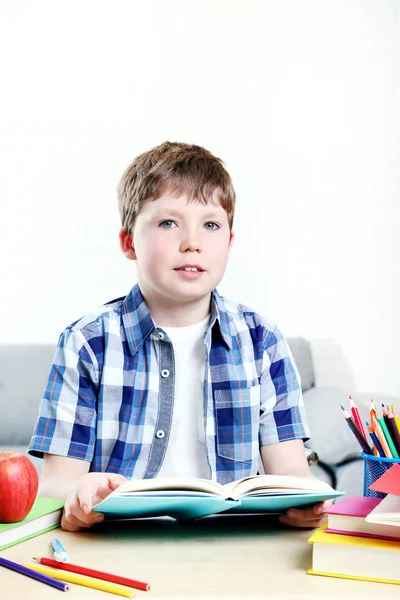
left=33, top=557, right=150, bottom=591
left=25, top=564, right=134, bottom=598
left=0, top=557, right=69, bottom=592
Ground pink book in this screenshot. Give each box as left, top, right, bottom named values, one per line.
left=325, top=496, right=381, bottom=517
left=324, top=496, right=400, bottom=541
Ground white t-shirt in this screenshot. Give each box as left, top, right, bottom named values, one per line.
left=156, top=315, right=211, bottom=479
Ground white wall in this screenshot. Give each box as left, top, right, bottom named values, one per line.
left=1, top=0, right=399, bottom=396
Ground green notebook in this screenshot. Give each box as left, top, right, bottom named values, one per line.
left=0, top=497, right=64, bottom=551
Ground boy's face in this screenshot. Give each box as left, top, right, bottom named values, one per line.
left=120, top=190, right=234, bottom=311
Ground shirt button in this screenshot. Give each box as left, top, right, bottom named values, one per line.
left=161, top=369, right=170, bottom=378
left=158, top=331, right=165, bottom=340
left=156, top=429, right=165, bottom=439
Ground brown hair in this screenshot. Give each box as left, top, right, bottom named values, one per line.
left=117, top=141, right=236, bottom=234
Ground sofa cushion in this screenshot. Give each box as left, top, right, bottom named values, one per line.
left=0, top=344, right=57, bottom=445
left=287, top=337, right=315, bottom=392
left=310, top=460, right=364, bottom=498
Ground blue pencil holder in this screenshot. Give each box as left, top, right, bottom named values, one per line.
left=361, top=452, right=400, bottom=498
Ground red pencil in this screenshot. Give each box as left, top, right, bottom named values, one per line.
left=349, top=396, right=367, bottom=440
left=33, top=558, right=150, bottom=591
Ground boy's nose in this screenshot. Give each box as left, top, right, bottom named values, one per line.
left=179, top=233, right=202, bottom=253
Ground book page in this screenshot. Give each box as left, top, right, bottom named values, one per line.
left=223, top=474, right=336, bottom=499
left=107, top=477, right=226, bottom=498
left=366, top=494, right=400, bottom=525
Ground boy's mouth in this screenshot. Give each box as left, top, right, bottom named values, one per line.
left=174, top=265, right=205, bottom=272
left=174, top=265, right=206, bottom=279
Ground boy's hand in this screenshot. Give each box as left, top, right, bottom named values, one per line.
left=61, top=472, right=127, bottom=531
left=278, top=500, right=332, bottom=529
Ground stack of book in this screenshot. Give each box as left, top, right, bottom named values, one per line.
left=307, top=464, right=400, bottom=585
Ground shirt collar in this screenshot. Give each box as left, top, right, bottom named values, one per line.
left=208, top=288, right=233, bottom=350
left=122, top=284, right=233, bottom=356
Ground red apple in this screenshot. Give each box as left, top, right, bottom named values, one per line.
left=0, top=452, right=39, bottom=523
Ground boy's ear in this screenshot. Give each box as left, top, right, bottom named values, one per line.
left=119, top=228, right=137, bottom=261
left=228, top=230, right=235, bottom=251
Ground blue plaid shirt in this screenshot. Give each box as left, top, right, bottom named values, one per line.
left=29, top=285, right=310, bottom=484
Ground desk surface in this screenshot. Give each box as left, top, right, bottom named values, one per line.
left=1, top=515, right=399, bottom=599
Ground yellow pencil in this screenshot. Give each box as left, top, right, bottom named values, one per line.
left=24, top=564, right=134, bottom=597
left=391, top=404, right=400, bottom=435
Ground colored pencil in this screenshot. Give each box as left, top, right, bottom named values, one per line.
left=391, top=404, right=400, bottom=434
left=386, top=408, right=400, bottom=455
left=382, top=404, right=392, bottom=434
left=371, top=414, right=392, bottom=458
left=340, top=406, right=373, bottom=454
left=0, top=557, right=69, bottom=592
left=369, top=399, right=376, bottom=427
left=377, top=412, right=399, bottom=459
left=349, top=396, right=367, bottom=440
left=366, top=422, right=385, bottom=457
left=24, top=564, right=134, bottom=597
left=33, top=557, right=150, bottom=591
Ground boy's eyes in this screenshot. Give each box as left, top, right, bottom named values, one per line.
left=159, top=220, right=176, bottom=229
left=158, top=221, right=220, bottom=230
left=203, top=222, right=219, bottom=230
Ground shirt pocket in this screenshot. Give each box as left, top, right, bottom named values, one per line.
left=214, top=385, right=260, bottom=464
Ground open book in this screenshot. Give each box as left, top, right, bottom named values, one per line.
left=95, top=474, right=343, bottom=520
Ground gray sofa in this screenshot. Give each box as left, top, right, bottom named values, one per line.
left=0, top=340, right=393, bottom=496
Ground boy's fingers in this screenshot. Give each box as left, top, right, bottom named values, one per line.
left=62, top=510, right=104, bottom=532
left=78, top=474, right=126, bottom=514
left=319, top=499, right=333, bottom=512
left=77, top=480, right=100, bottom=514
left=82, top=503, right=91, bottom=515
left=75, top=474, right=125, bottom=516
left=279, top=504, right=328, bottom=528
left=279, top=511, right=327, bottom=529
left=287, top=503, right=325, bottom=522
left=62, top=494, right=104, bottom=531
left=313, top=503, right=325, bottom=515
left=79, top=495, right=94, bottom=515
left=108, top=474, right=127, bottom=490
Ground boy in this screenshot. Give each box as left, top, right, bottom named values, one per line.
left=29, top=141, right=329, bottom=531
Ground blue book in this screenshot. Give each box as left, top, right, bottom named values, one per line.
left=95, top=475, right=343, bottom=520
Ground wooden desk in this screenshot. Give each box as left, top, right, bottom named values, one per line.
left=1, top=515, right=399, bottom=599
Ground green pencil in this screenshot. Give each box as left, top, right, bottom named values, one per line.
left=378, top=416, right=399, bottom=459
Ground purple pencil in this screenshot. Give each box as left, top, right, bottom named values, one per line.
left=340, top=405, right=373, bottom=454
left=0, top=557, right=69, bottom=592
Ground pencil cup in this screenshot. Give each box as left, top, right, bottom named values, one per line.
left=361, top=452, right=400, bottom=498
